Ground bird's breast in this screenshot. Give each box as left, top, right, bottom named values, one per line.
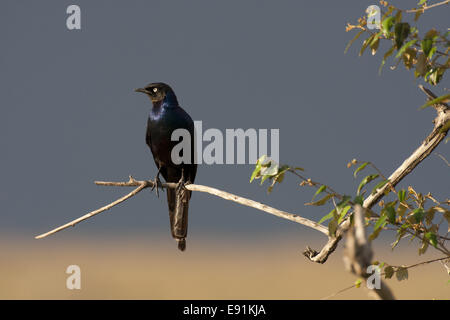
left=147, top=107, right=192, bottom=166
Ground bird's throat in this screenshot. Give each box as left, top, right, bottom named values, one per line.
left=153, top=91, right=179, bottom=109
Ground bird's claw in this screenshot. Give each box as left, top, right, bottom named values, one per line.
left=151, top=176, right=163, bottom=197
left=176, top=177, right=191, bottom=194
left=176, top=179, right=185, bottom=194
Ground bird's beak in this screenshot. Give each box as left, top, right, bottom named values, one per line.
left=135, top=88, right=149, bottom=94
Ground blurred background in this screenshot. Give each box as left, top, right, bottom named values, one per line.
left=0, top=1, right=448, bottom=299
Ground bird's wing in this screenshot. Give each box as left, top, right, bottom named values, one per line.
left=146, top=117, right=162, bottom=171
left=177, top=106, right=198, bottom=183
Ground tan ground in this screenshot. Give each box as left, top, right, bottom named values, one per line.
left=0, top=234, right=448, bottom=299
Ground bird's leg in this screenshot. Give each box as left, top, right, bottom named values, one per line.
left=176, top=168, right=186, bottom=195
left=151, top=166, right=163, bottom=197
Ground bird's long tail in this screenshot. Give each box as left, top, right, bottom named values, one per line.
left=167, top=188, right=190, bottom=251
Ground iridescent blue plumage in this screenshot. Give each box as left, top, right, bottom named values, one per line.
left=136, top=82, right=197, bottom=251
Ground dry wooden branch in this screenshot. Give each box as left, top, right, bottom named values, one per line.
left=35, top=176, right=328, bottom=240
left=343, top=205, right=395, bottom=300
left=303, top=86, right=450, bottom=264
left=406, top=0, right=450, bottom=13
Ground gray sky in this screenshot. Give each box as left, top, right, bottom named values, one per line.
left=0, top=1, right=448, bottom=244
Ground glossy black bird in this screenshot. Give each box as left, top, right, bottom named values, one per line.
left=135, top=82, right=197, bottom=251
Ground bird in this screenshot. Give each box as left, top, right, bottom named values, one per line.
left=135, top=82, right=197, bottom=251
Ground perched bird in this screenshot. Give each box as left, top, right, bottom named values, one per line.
left=135, top=82, right=197, bottom=251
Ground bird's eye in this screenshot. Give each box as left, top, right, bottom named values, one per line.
left=153, top=87, right=158, bottom=93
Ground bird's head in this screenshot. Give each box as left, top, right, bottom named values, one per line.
left=135, top=82, right=178, bottom=107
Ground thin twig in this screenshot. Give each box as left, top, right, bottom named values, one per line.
left=288, top=169, right=343, bottom=200
left=35, top=178, right=150, bottom=239
left=390, top=256, right=450, bottom=269
left=323, top=255, right=450, bottom=300
left=406, top=0, right=450, bottom=13
left=436, top=153, right=450, bottom=167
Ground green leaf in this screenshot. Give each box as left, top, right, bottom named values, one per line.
left=418, top=240, right=429, bottom=255
left=397, top=203, right=407, bottom=218
left=359, top=34, right=376, bottom=57
left=318, top=208, right=336, bottom=224
left=345, top=29, right=365, bottom=54
left=371, top=37, right=380, bottom=55
left=396, top=267, right=409, bottom=281
left=312, top=185, right=327, bottom=201
left=394, top=22, right=410, bottom=49
left=371, top=179, right=389, bottom=195
left=419, top=94, right=450, bottom=109
left=412, top=208, right=425, bottom=223
left=421, top=38, right=433, bottom=57
left=353, top=162, right=368, bottom=178
left=428, top=67, right=445, bottom=85
left=305, top=193, right=333, bottom=206
left=401, top=47, right=417, bottom=69
left=354, top=279, right=362, bottom=288
left=427, top=46, right=436, bottom=59
left=392, top=226, right=407, bottom=249
left=250, top=161, right=262, bottom=183
left=354, top=195, right=364, bottom=206
left=395, top=39, right=417, bottom=59
left=261, top=174, right=270, bottom=184
left=336, top=195, right=351, bottom=208
left=415, top=52, right=428, bottom=76
left=384, top=266, right=394, bottom=279
left=385, top=206, right=396, bottom=223
left=374, top=214, right=387, bottom=231
left=425, top=232, right=438, bottom=248
left=398, top=189, right=406, bottom=202
left=357, top=174, right=379, bottom=195
left=369, top=225, right=383, bottom=241
left=338, top=205, right=352, bottom=224
left=328, top=218, right=338, bottom=237
left=381, top=16, right=395, bottom=37
left=275, top=171, right=285, bottom=184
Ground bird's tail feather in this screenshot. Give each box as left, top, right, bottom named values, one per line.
left=167, top=188, right=190, bottom=251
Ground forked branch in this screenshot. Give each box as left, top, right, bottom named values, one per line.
left=303, top=85, right=450, bottom=263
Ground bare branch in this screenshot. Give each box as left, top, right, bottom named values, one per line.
left=303, top=86, right=450, bottom=264
left=391, top=256, right=450, bottom=270
left=343, top=204, right=395, bottom=300
left=35, top=176, right=328, bottom=240
left=324, top=255, right=449, bottom=299
left=35, top=177, right=151, bottom=239
left=436, top=153, right=450, bottom=167
left=406, top=0, right=450, bottom=13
